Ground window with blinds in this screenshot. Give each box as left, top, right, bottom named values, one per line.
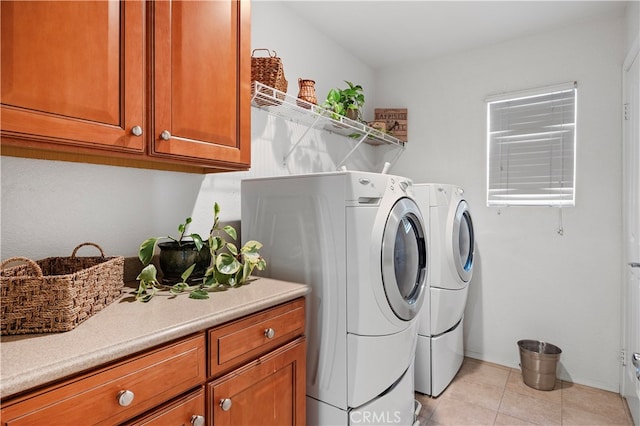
left=486, top=82, right=577, bottom=206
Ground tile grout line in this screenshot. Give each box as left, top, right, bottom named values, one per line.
left=491, top=369, right=510, bottom=426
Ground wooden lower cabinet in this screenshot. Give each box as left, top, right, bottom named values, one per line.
left=208, top=338, right=306, bottom=426
left=0, top=298, right=305, bottom=426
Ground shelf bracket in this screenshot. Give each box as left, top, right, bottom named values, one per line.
left=387, top=147, right=405, bottom=171
left=282, top=113, right=322, bottom=166
left=335, top=130, right=370, bottom=170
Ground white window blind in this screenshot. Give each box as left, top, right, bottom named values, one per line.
left=486, top=82, right=577, bottom=207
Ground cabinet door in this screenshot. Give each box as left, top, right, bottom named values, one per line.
left=151, top=0, right=251, bottom=169
left=0, top=0, right=145, bottom=152
left=208, top=338, right=306, bottom=426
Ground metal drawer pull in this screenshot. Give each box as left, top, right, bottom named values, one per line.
left=220, top=398, right=232, bottom=411
left=629, top=262, right=640, bottom=268
left=264, top=328, right=275, bottom=339
left=117, top=389, right=135, bottom=407
left=191, top=415, right=205, bottom=426
left=131, top=125, right=143, bottom=137
left=160, top=130, right=171, bottom=141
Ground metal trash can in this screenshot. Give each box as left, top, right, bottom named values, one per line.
left=517, top=339, right=562, bottom=391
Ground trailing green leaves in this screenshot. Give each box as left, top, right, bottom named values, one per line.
left=189, top=289, right=209, bottom=299
left=135, top=264, right=159, bottom=302
left=138, top=238, right=158, bottom=266
left=135, top=202, right=266, bottom=302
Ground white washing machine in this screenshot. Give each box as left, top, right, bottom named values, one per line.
left=413, top=183, right=475, bottom=397
left=241, top=171, right=429, bottom=425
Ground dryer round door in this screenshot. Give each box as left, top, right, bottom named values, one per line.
left=381, top=197, right=428, bottom=321
left=452, top=200, right=474, bottom=283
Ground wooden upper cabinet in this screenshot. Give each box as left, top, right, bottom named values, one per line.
left=150, top=0, right=251, bottom=169
left=1, top=0, right=251, bottom=173
left=0, top=1, right=145, bottom=152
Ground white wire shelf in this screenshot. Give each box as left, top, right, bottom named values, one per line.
left=251, top=82, right=406, bottom=168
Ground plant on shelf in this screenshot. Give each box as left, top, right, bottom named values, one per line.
left=135, top=203, right=266, bottom=302
left=322, top=80, right=365, bottom=122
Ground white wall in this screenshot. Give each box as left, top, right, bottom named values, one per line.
left=625, top=1, right=639, bottom=52
left=0, top=159, right=204, bottom=260
left=377, top=14, right=626, bottom=391
left=1, top=1, right=380, bottom=260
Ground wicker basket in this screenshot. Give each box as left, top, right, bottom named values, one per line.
left=251, top=48, right=288, bottom=106
left=0, top=242, right=124, bottom=335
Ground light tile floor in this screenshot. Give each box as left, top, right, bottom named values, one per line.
left=416, top=358, right=634, bottom=425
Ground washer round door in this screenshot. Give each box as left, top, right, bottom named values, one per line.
left=452, top=200, right=474, bottom=283
left=381, top=197, right=428, bottom=321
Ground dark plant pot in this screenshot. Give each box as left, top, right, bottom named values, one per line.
left=158, top=241, right=211, bottom=284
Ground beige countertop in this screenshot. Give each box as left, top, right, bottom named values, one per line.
left=0, top=278, right=309, bottom=399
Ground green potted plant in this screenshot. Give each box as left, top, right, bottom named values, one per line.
left=135, top=203, right=266, bottom=302
left=138, top=217, right=210, bottom=286
left=322, top=80, right=365, bottom=122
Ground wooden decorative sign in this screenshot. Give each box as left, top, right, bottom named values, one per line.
left=374, top=108, right=407, bottom=142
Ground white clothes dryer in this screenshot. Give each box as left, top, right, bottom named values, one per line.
left=241, top=171, right=429, bottom=425
left=412, top=183, right=475, bottom=397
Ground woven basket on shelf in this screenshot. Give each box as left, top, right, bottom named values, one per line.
left=0, top=242, right=124, bottom=335
left=251, top=48, right=288, bottom=106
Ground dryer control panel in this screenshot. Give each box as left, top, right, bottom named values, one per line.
left=345, top=172, right=414, bottom=206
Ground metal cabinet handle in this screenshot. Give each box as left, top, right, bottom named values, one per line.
left=264, top=328, right=275, bottom=339
left=190, top=415, right=205, bottom=426
left=220, top=398, right=232, bottom=411
left=131, top=125, right=143, bottom=137
left=160, top=130, right=171, bottom=141
left=629, top=262, right=640, bottom=268
left=117, top=389, right=135, bottom=407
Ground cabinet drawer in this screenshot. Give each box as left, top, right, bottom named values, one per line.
left=208, top=298, right=305, bottom=378
left=123, top=387, right=205, bottom=426
left=1, top=334, right=206, bottom=425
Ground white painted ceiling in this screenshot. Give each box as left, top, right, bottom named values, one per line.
left=279, top=1, right=631, bottom=69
